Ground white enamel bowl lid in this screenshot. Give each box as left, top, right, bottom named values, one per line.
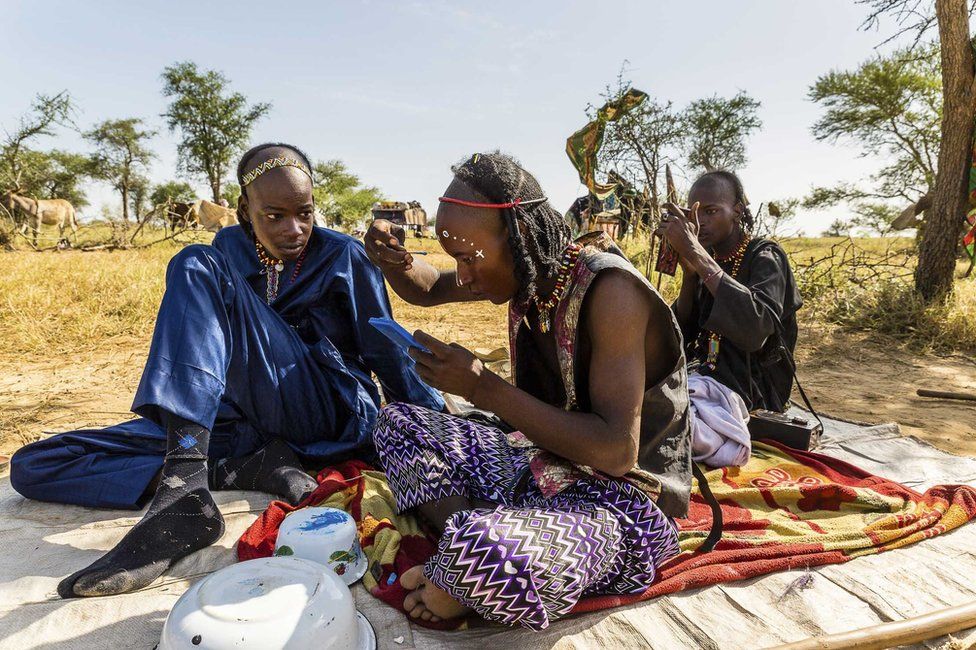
left=274, top=507, right=368, bottom=586
left=158, top=556, right=375, bottom=650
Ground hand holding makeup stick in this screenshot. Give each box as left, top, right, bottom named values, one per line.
left=365, top=219, right=414, bottom=271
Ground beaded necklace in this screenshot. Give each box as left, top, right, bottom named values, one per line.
left=531, top=243, right=582, bottom=334
left=255, top=241, right=308, bottom=304
left=702, top=233, right=751, bottom=370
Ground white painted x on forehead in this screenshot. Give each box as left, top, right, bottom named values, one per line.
left=435, top=178, right=509, bottom=257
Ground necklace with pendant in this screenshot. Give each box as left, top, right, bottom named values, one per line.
left=702, top=233, right=751, bottom=370
left=255, top=241, right=307, bottom=304
left=530, top=243, right=582, bottom=334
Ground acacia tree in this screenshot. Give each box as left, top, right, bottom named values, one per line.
left=150, top=180, right=195, bottom=206
left=312, top=160, right=383, bottom=230
left=0, top=92, right=74, bottom=192
left=161, top=62, right=270, bottom=203
left=10, top=149, right=91, bottom=208
left=823, top=218, right=851, bottom=237
left=684, top=92, right=763, bottom=172
left=859, top=0, right=976, bottom=300
left=593, top=69, right=687, bottom=229
left=130, top=177, right=156, bottom=222
left=806, top=44, right=941, bottom=234
left=86, top=118, right=156, bottom=224
left=589, top=72, right=762, bottom=233
left=221, top=182, right=241, bottom=208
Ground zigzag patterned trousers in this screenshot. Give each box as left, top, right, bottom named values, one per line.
left=374, top=403, right=680, bottom=630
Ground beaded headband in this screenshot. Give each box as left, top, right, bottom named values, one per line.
left=240, top=156, right=313, bottom=187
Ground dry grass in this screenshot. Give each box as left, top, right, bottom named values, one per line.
left=782, top=237, right=976, bottom=352
left=618, top=232, right=976, bottom=353
left=1, top=246, right=170, bottom=356
left=0, top=230, right=511, bottom=358
left=1, top=227, right=975, bottom=359
left=0, top=396, right=59, bottom=448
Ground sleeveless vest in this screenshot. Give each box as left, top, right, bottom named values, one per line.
left=508, top=243, right=692, bottom=518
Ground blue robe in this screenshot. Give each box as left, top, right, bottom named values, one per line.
left=10, top=226, right=443, bottom=509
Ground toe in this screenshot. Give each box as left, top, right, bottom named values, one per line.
left=409, top=604, right=426, bottom=619
left=400, top=565, right=425, bottom=590
left=403, top=588, right=422, bottom=612
left=420, top=609, right=433, bottom=621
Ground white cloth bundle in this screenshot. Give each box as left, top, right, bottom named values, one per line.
left=688, top=373, right=751, bottom=468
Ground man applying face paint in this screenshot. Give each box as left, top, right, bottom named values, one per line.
left=365, top=151, right=689, bottom=630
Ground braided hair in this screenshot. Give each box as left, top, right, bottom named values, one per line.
left=235, top=142, right=314, bottom=239
left=450, top=152, right=572, bottom=302
left=691, top=170, right=754, bottom=232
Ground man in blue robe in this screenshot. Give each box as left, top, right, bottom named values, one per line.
left=10, top=143, right=443, bottom=598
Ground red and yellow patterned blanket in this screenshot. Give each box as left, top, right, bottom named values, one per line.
left=238, top=441, right=976, bottom=624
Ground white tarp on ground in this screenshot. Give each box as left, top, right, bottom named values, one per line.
left=1, top=417, right=975, bottom=649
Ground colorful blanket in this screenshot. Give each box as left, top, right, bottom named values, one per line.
left=238, top=442, right=976, bottom=625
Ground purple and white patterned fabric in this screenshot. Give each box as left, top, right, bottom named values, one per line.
left=374, top=403, right=680, bottom=630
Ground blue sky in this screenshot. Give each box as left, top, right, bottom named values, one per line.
left=1, top=1, right=911, bottom=233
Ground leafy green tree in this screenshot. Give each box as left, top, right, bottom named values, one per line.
left=582, top=67, right=762, bottom=234
left=129, top=176, right=153, bottom=222
left=857, top=0, right=975, bottom=300
left=806, top=44, right=940, bottom=234
left=11, top=149, right=92, bottom=207
left=221, top=182, right=241, bottom=208
left=41, top=150, right=93, bottom=207
left=150, top=180, right=196, bottom=206
left=591, top=67, right=687, bottom=228
left=312, top=160, right=383, bottom=230
left=683, top=91, right=762, bottom=172
left=0, top=91, right=74, bottom=192
left=86, top=118, right=157, bottom=223
left=852, top=202, right=902, bottom=235
left=161, top=62, right=271, bottom=203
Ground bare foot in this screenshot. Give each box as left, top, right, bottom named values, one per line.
left=400, top=565, right=471, bottom=623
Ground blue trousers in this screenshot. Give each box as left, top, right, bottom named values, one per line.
left=11, top=245, right=376, bottom=510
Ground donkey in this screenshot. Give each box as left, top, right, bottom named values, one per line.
left=1, top=190, right=78, bottom=247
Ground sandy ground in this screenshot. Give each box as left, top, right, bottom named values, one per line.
left=2, top=319, right=975, bottom=460
left=796, top=324, right=976, bottom=457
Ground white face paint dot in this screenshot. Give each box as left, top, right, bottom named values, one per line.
left=452, top=236, right=457, bottom=240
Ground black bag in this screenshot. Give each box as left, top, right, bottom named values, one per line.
left=746, top=310, right=824, bottom=451
left=748, top=409, right=822, bottom=451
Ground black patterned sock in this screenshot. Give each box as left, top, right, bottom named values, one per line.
left=58, top=414, right=225, bottom=598
left=210, top=438, right=318, bottom=506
